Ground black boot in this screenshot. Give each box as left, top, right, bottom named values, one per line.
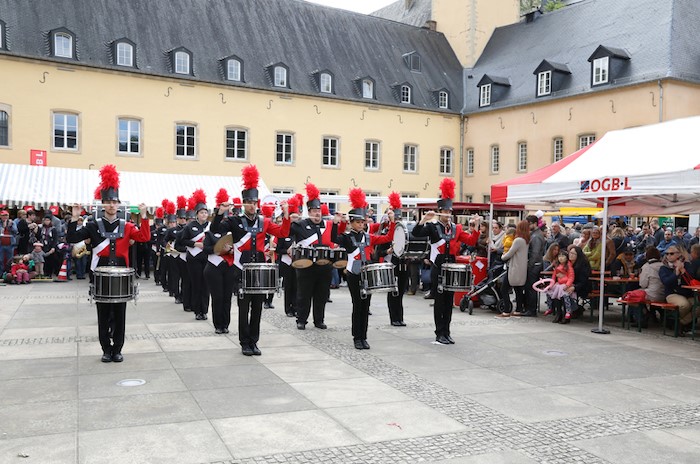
left=552, top=302, right=563, bottom=323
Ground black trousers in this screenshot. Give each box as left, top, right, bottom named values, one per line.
left=96, top=302, right=126, bottom=355
left=431, top=264, right=453, bottom=337
left=167, top=255, right=180, bottom=297
left=204, top=261, right=234, bottom=330
left=186, top=254, right=209, bottom=314
left=295, top=264, right=332, bottom=325
left=346, top=272, right=370, bottom=341
left=136, top=243, right=150, bottom=277
left=408, top=261, right=420, bottom=293
left=279, top=262, right=297, bottom=315
left=176, top=257, right=192, bottom=309
left=237, top=293, right=264, bottom=347
left=157, top=252, right=168, bottom=289
left=524, top=263, right=543, bottom=313
left=387, top=264, right=408, bottom=323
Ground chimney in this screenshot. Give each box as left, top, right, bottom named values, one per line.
left=405, top=0, right=415, bottom=9
left=425, top=20, right=437, bottom=31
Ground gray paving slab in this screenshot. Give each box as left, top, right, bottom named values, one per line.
left=253, top=344, right=335, bottom=363
left=0, top=375, right=77, bottom=405
left=177, top=364, right=285, bottom=390
left=192, top=383, right=316, bottom=418
left=79, top=369, right=187, bottom=399
left=575, top=429, right=700, bottom=464
left=290, top=376, right=411, bottom=408
left=0, top=399, right=76, bottom=438
left=550, top=380, right=684, bottom=413
left=433, top=450, right=539, bottom=463
left=379, top=352, right=481, bottom=373
left=264, top=358, right=367, bottom=383
left=0, top=432, right=76, bottom=464
left=77, top=352, right=171, bottom=374
left=0, top=356, right=76, bottom=380
left=165, top=348, right=257, bottom=368
left=428, top=367, right=536, bottom=395
left=619, top=374, right=700, bottom=402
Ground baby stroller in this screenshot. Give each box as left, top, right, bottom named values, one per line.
left=459, top=263, right=508, bottom=314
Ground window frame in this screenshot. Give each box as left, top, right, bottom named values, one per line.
left=275, top=132, right=294, bottom=165
left=174, top=50, right=191, bottom=75
left=52, top=31, right=74, bottom=59
left=362, top=79, right=374, bottom=99
left=224, top=127, right=248, bottom=161
left=175, top=122, right=197, bottom=159
left=320, top=72, right=333, bottom=94
left=403, top=144, right=418, bottom=173
left=115, top=41, right=134, bottom=67
left=117, top=117, right=142, bottom=156
left=537, top=70, right=552, bottom=96
left=490, top=145, right=500, bottom=174
left=439, top=147, right=453, bottom=175
left=319, top=189, right=338, bottom=214
left=400, top=84, right=412, bottom=104
left=579, top=134, right=596, bottom=149
left=552, top=137, right=564, bottom=162
left=321, top=136, right=340, bottom=168
left=364, top=140, right=380, bottom=171
left=52, top=111, right=79, bottom=152
left=592, top=56, right=609, bottom=86
left=438, top=90, right=449, bottom=109
left=466, top=148, right=474, bottom=176
left=517, top=142, right=527, bottom=172
left=479, top=84, right=491, bottom=107
left=227, top=58, right=242, bottom=82
left=0, top=104, right=10, bottom=148
left=274, top=65, right=287, bottom=87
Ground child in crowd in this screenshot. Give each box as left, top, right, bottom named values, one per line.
left=502, top=224, right=516, bottom=254
left=544, top=251, right=575, bottom=323
left=9, top=255, right=30, bottom=284
left=31, top=242, right=46, bottom=277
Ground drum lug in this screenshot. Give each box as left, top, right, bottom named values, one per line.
left=360, top=288, right=368, bottom=299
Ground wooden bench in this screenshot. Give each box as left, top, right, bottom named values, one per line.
left=616, top=299, right=681, bottom=336
left=589, top=290, right=622, bottom=322
left=617, top=298, right=649, bottom=332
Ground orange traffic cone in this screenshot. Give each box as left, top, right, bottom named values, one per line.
left=54, top=258, right=68, bottom=282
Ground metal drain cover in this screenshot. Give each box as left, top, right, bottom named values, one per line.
left=543, top=350, right=568, bottom=356
left=117, top=379, right=146, bottom=387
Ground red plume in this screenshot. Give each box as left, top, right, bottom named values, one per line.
left=439, top=178, right=456, bottom=200
left=388, top=191, right=402, bottom=210
left=176, top=196, right=187, bottom=210
left=93, top=186, right=102, bottom=200
left=242, top=165, right=259, bottom=191
left=155, top=207, right=164, bottom=219
left=287, top=196, right=299, bottom=214
left=161, top=199, right=169, bottom=210
left=215, top=188, right=229, bottom=206
left=305, top=183, right=320, bottom=201
left=165, top=201, right=176, bottom=216
left=187, top=196, right=196, bottom=211
left=294, top=193, right=304, bottom=209
left=348, top=188, right=366, bottom=209
left=192, top=189, right=207, bottom=207
left=261, top=203, right=275, bottom=218
left=232, top=197, right=241, bottom=207
left=99, top=164, right=120, bottom=189
left=321, top=204, right=330, bottom=216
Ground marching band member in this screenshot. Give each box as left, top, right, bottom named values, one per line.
left=376, top=192, right=408, bottom=326
left=204, top=188, right=235, bottom=334
left=261, top=201, right=277, bottom=309
left=277, top=194, right=303, bottom=317
left=163, top=200, right=180, bottom=299
left=334, top=188, right=395, bottom=350
left=290, top=183, right=345, bottom=330
left=67, top=165, right=150, bottom=363
left=176, top=190, right=210, bottom=320
left=211, top=165, right=290, bottom=356
left=151, top=204, right=165, bottom=286
left=167, top=196, right=188, bottom=306
left=412, top=178, right=480, bottom=345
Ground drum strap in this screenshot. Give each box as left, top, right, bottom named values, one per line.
left=438, top=223, right=456, bottom=261
left=97, top=218, right=125, bottom=266
left=242, top=215, right=262, bottom=263
left=350, top=233, right=369, bottom=265
left=314, top=223, right=323, bottom=247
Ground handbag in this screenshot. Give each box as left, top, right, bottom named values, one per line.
left=621, top=288, right=647, bottom=304
left=680, top=272, right=700, bottom=287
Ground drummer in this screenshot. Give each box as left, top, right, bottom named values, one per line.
left=211, top=164, right=290, bottom=356
left=375, top=192, right=408, bottom=327
left=277, top=194, right=303, bottom=317
left=411, top=178, right=480, bottom=345
left=66, top=165, right=150, bottom=363
left=289, top=183, right=345, bottom=330
left=334, top=187, right=395, bottom=350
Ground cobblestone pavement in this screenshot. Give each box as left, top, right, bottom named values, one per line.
left=1, top=282, right=699, bottom=463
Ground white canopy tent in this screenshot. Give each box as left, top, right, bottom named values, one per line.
left=491, top=116, right=700, bottom=333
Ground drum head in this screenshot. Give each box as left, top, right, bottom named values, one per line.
left=392, top=222, right=407, bottom=257
left=292, top=259, right=313, bottom=269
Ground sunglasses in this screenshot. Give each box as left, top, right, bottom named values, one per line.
left=666, top=252, right=678, bottom=256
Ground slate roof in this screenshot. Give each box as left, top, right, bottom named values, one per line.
left=0, top=0, right=462, bottom=113
left=464, top=0, right=700, bottom=113
left=370, top=0, right=432, bottom=27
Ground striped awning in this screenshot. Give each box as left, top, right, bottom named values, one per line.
left=0, top=163, right=269, bottom=210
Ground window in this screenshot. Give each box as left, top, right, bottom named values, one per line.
left=320, top=73, right=332, bottom=93
left=553, top=137, right=564, bottom=162
left=439, top=91, right=449, bottom=109
left=365, top=192, right=380, bottom=217
left=227, top=59, right=242, bottom=81
left=479, top=84, right=491, bottom=107
left=225, top=128, right=247, bottom=160
left=490, top=145, right=500, bottom=174
left=399, top=193, right=417, bottom=221
left=175, top=51, right=190, bottom=74
left=404, top=52, right=421, bottom=72
left=400, top=85, right=411, bottom=104
left=118, top=118, right=140, bottom=155
left=53, top=112, right=78, bottom=150
left=579, top=134, right=596, bottom=149
left=592, top=57, right=609, bottom=85
left=322, top=137, right=339, bottom=167
left=276, top=133, right=293, bottom=164
left=320, top=190, right=338, bottom=214
left=439, top=148, right=453, bottom=175
left=116, top=42, right=134, bottom=67
left=274, top=66, right=287, bottom=87
left=464, top=195, right=473, bottom=203
left=175, top=124, right=196, bottom=158
left=362, top=79, right=374, bottom=99
left=483, top=195, right=491, bottom=203
left=365, top=141, right=380, bottom=170
left=403, top=144, right=417, bottom=172
left=537, top=71, right=551, bottom=96
left=466, top=148, right=474, bottom=176
left=53, top=32, right=73, bottom=58
left=517, top=142, right=527, bottom=172
left=272, top=188, right=293, bottom=195
left=0, top=110, right=8, bottom=147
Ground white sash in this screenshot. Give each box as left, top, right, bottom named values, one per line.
left=187, top=226, right=209, bottom=257
left=90, top=238, right=110, bottom=271
left=430, top=239, right=446, bottom=264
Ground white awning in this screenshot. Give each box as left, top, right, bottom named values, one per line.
left=0, top=163, right=270, bottom=210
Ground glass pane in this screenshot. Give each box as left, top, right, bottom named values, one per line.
left=130, top=141, right=138, bottom=153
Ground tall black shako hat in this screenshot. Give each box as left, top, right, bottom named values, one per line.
left=306, top=182, right=321, bottom=210
left=98, top=165, right=120, bottom=202
left=186, top=196, right=196, bottom=220
left=437, top=178, right=456, bottom=211
left=165, top=200, right=177, bottom=223
left=192, top=189, right=208, bottom=214
left=241, top=165, right=259, bottom=202
left=348, top=188, right=367, bottom=220
left=176, top=196, right=187, bottom=219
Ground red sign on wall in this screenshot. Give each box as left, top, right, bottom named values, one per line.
left=30, top=150, right=47, bottom=166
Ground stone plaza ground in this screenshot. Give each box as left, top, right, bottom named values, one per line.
left=1, top=279, right=699, bottom=464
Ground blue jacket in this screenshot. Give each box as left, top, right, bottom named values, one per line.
left=658, top=262, right=693, bottom=298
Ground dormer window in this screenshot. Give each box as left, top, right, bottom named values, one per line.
left=320, top=72, right=332, bottom=93
left=227, top=58, right=242, bottom=81
left=265, top=63, right=290, bottom=89
left=477, top=74, right=510, bottom=108
left=170, top=47, right=193, bottom=75
left=403, top=51, right=421, bottom=72
left=588, top=45, right=630, bottom=87
left=592, top=57, right=608, bottom=85
left=362, top=78, right=374, bottom=99
left=537, top=71, right=551, bottom=96
left=51, top=29, right=75, bottom=59
left=274, top=66, right=287, bottom=87
left=400, top=84, right=412, bottom=104
left=479, top=84, right=491, bottom=107
left=438, top=90, right=449, bottom=109
left=112, top=39, right=136, bottom=67
left=533, top=60, right=571, bottom=97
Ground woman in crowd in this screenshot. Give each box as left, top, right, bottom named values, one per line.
left=583, top=226, right=602, bottom=270
left=569, top=246, right=591, bottom=317
left=573, top=227, right=591, bottom=249
left=658, top=244, right=695, bottom=334
left=496, top=220, right=530, bottom=318
left=543, top=242, right=560, bottom=270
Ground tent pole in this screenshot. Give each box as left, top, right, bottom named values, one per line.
left=487, top=202, right=494, bottom=269
left=592, top=196, right=611, bottom=334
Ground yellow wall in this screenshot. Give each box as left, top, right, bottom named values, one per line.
left=0, top=57, right=461, bottom=210
left=462, top=81, right=700, bottom=201
left=432, top=0, right=520, bottom=68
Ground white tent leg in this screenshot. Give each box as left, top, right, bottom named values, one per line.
left=592, top=197, right=611, bottom=334
left=487, top=202, right=494, bottom=269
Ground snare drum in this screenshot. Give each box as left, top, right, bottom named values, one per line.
left=332, top=247, right=348, bottom=269
left=241, top=263, right=279, bottom=295
left=392, top=222, right=407, bottom=258
left=403, top=240, right=430, bottom=259
left=315, top=246, right=333, bottom=266
left=440, top=263, right=470, bottom=292
left=92, top=266, right=137, bottom=303
left=292, top=246, right=314, bottom=269
left=361, top=263, right=397, bottom=295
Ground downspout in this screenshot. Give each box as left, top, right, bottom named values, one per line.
left=658, top=80, right=664, bottom=123
left=460, top=68, right=470, bottom=201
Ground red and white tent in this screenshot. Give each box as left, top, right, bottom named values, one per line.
left=491, top=115, right=700, bottom=333
left=492, top=116, right=700, bottom=215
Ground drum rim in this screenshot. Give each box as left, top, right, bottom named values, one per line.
left=242, top=263, right=278, bottom=269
